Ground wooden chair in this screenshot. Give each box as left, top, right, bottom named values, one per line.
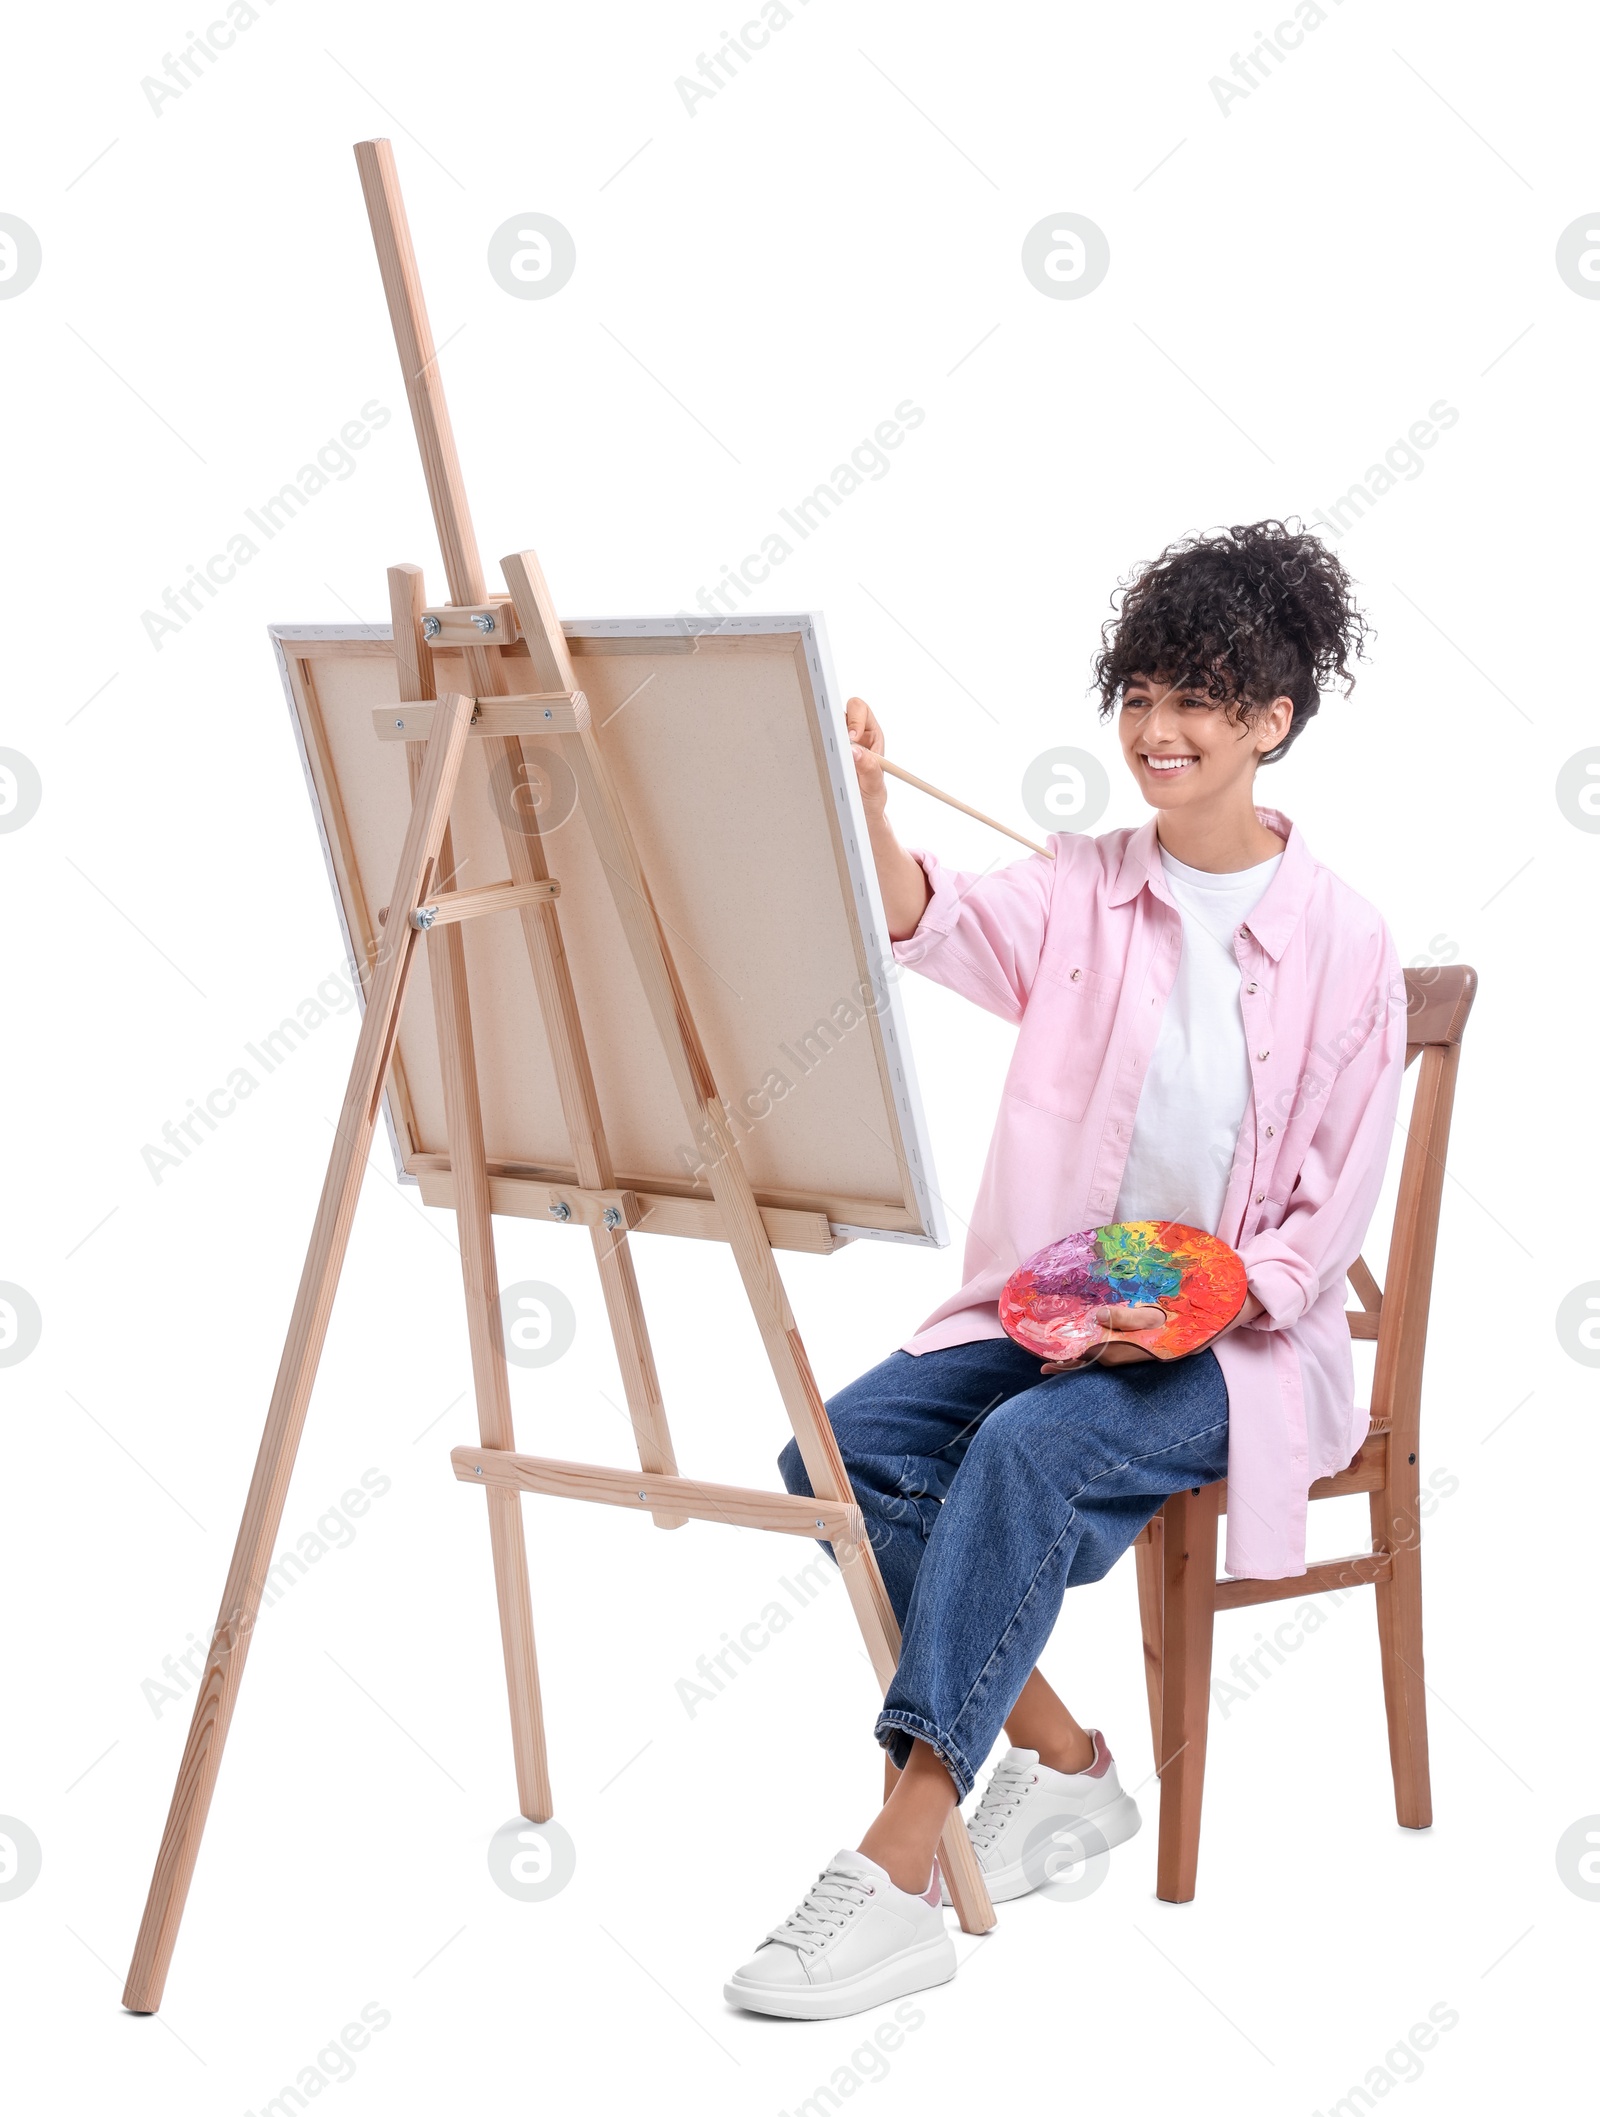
left=1132, top=964, right=1477, bottom=1901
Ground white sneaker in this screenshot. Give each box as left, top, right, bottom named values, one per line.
left=943, top=1730, right=1141, bottom=1906
left=724, top=1848, right=957, bottom=2020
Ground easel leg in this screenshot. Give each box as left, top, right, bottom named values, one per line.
left=390, top=564, right=553, bottom=1815
left=122, top=694, right=475, bottom=2014
left=500, top=544, right=996, bottom=1939
left=482, top=754, right=686, bottom=1525
left=419, top=808, right=553, bottom=1820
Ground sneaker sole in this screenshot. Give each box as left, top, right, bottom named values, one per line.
left=724, top=1932, right=958, bottom=2021
left=941, top=1791, right=1143, bottom=1907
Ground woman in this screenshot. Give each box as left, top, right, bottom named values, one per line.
left=725, top=521, right=1408, bottom=2020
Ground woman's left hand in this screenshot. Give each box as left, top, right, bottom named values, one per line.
left=1041, top=1303, right=1165, bottom=1374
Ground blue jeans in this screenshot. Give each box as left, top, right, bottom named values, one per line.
left=777, top=1338, right=1230, bottom=1799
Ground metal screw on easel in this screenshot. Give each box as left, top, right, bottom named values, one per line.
left=602, top=1206, right=623, bottom=1230
left=411, top=906, right=438, bottom=930
left=549, top=1200, right=571, bottom=1222
left=422, top=614, right=441, bottom=639
left=473, top=613, right=496, bottom=634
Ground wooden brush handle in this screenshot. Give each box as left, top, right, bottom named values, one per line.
left=878, top=758, right=1052, bottom=858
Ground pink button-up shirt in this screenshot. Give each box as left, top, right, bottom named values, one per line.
left=893, top=805, right=1407, bottom=1581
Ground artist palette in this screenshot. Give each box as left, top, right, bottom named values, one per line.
left=999, top=1221, right=1248, bottom=1365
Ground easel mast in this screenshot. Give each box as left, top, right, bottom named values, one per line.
left=122, top=140, right=994, bottom=2014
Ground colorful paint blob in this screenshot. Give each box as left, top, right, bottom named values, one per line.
left=999, top=1221, right=1248, bottom=1365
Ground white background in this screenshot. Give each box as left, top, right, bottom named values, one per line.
left=3, top=0, right=1596, bottom=2110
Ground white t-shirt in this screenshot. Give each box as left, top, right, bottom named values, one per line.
left=1112, top=843, right=1284, bottom=1236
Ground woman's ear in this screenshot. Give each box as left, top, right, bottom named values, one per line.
left=1257, top=694, right=1295, bottom=754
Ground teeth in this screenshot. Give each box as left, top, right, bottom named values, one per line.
left=1144, top=755, right=1196, bottom=771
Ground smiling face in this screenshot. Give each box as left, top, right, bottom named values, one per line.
left=1117, top=672, right=1294, bottom=814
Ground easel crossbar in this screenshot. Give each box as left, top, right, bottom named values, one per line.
left=374, top=693, right=587, bottom=742
left=451, top=1447, right=865, bottom=1544
left=413, top=878, right=560, bottom=928
left=377, top=877, right=561, bottom=931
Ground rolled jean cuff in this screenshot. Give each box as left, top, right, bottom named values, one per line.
left=874, top=1708, right=977, bottom=1801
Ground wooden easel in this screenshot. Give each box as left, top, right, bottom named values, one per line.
left=122, top=138, right=994, bottom=2013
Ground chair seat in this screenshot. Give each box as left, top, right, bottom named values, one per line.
left=1133, top=1420, right=1391, bottom=1547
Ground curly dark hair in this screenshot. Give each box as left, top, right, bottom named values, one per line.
left=1091, top=519, right=1371, bottom=764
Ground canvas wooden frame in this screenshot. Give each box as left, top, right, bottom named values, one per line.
left=270, top=614, right=946, bottom=1253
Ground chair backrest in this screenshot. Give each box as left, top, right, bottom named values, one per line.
left=1346, top=965, right=1477, bottom=1457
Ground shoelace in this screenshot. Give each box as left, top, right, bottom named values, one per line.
left=765, top=1864, right=879, bottom=1954
left=966, top=1755, right=1040, bottom=1855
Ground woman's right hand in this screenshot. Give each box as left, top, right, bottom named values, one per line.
left=847, top=695, right=888, bottom=824
left=845, top=692, right=931, bottom=939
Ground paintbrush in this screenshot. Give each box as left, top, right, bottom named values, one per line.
left=877, top=757, right=1053, bottom=858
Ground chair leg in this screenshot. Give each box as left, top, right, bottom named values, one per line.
left=1133, top=1523, right=1164, bottom=1774
left=1370, top=1486, right=1432, bottom=1828
left=1155, top=1485, right=1220, bottom=1903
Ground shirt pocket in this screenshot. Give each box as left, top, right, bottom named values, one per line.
left=1005, top=963, right=1121, bottom=1124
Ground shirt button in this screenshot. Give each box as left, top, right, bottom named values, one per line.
left=1265, top=1124, right=1275, bottom=1137
left=1255, top=1192, right=1265, bottom=1203
left=1256, top=1050, right=1270, bottom=1061
left=1245, top=981, right=1258, bottom=994
left=1070, top=968, right=1082, bottom=981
